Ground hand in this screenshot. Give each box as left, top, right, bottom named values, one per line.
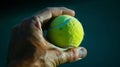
left=7, top=7, right=87, bottom=67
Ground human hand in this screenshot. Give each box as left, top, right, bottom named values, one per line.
left=7, top=7, right=87, bottom=67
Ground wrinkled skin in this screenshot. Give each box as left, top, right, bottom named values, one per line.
left=7, top=7, right=87, bottom=67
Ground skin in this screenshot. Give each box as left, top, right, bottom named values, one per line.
left=7, top=7, right=87, bottom=67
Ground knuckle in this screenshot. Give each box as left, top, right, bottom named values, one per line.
left=66, top=48, right=77, bottom=62
left=11, top=25, right=19, bottom=34
left=31, top=16, right=38, bottom=21
left=45, top=7, right=52, bottom=11
left=60, top=7, right=66, bottom=9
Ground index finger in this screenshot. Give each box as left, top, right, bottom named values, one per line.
left=34, top=7, right=75, bottom=24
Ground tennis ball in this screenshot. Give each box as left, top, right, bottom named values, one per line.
left=47, top=15, right=84, bottom=48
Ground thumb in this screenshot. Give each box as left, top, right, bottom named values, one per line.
left=57, top=47, right=87, bottom=65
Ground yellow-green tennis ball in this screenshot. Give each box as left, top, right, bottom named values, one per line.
left=47, top=15, right=84, bottom=48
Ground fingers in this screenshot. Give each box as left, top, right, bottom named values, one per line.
left=57, top=47, right=87, bottom=64
left=17, top=7, right=75, bottom=30
left=19, top=7, right=75, bottom=33
left=17, top=7, right=75, bottom=33
left=46, top=7, right=75, bottom=17
left=34, top=7, right=75, bottom=24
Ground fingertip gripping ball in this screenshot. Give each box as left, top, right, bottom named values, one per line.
left=47, top=15, right=84, bottom=48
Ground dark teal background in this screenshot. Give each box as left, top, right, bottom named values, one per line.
left=0, top=0, right=120, bottom=67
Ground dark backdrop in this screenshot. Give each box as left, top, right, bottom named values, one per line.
left=0, top=0, right=120, bottom=67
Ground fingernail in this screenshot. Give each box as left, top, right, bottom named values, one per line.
left=79, top=48, right=83, bottom=57
left=79, top=49, right=83, bottom=55
left=76, top=49, right=83, bottom=61
left=79, top=47, right=87, bottom=58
